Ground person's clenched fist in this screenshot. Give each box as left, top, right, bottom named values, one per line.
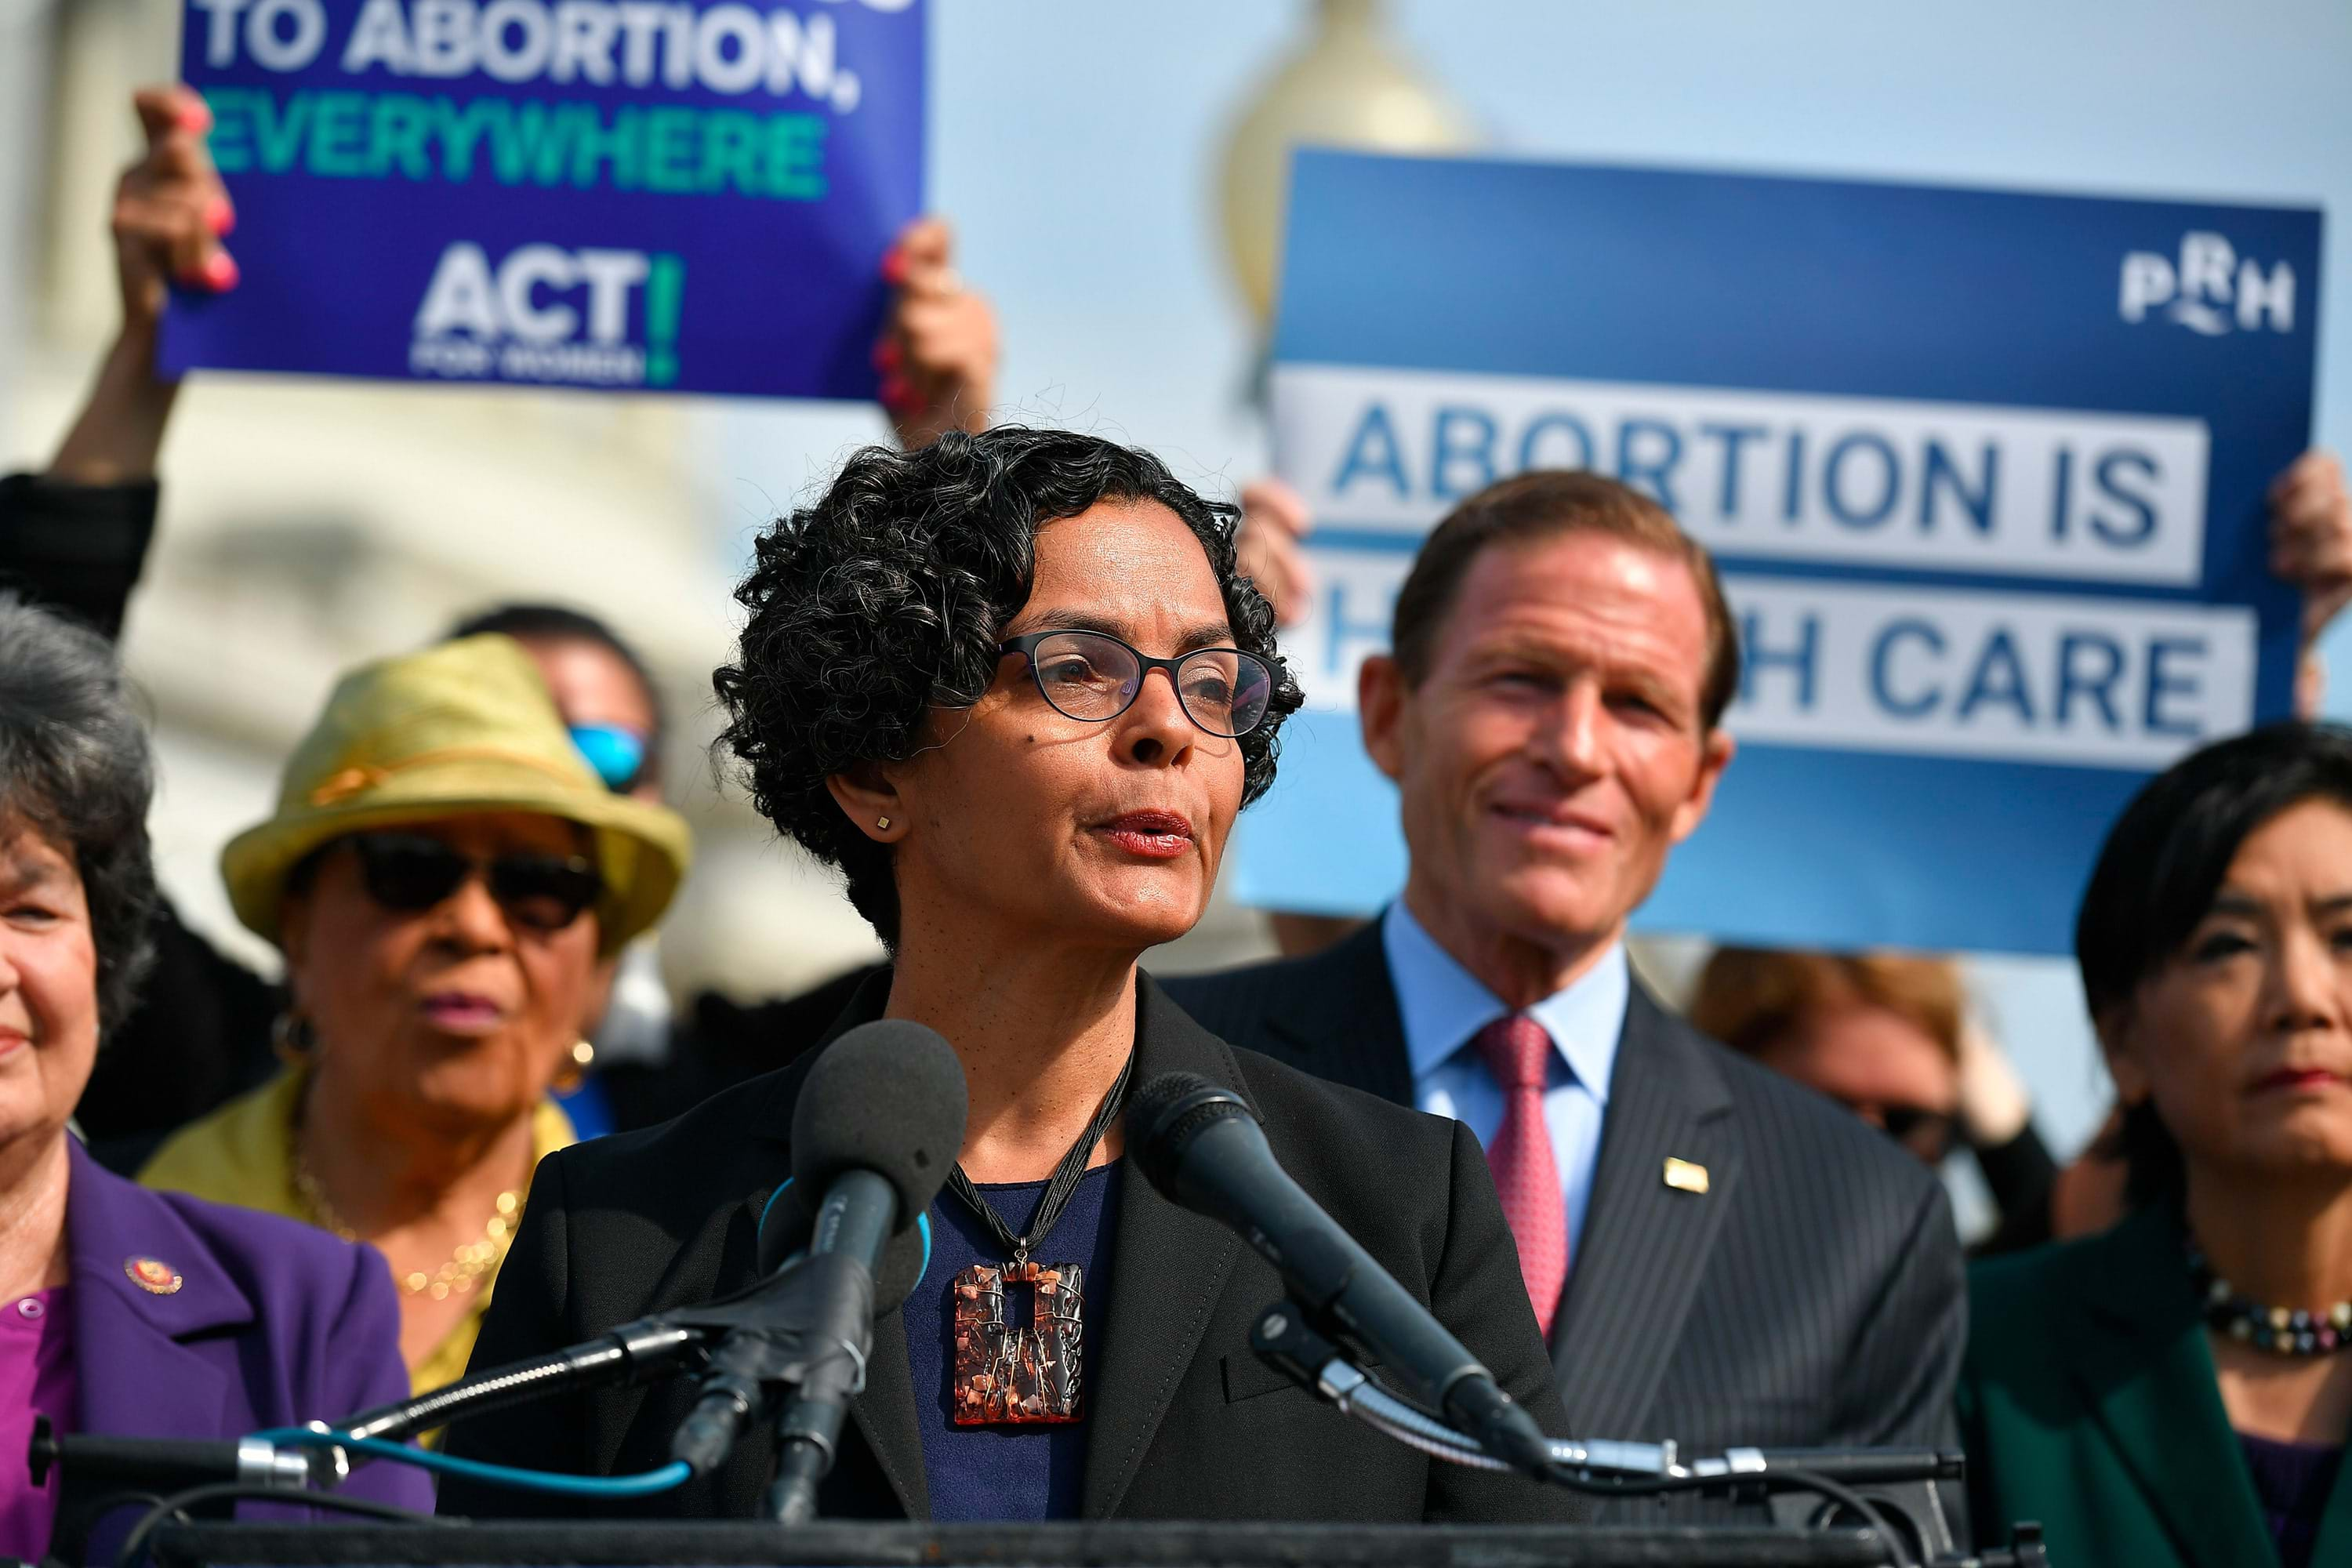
left=118, top=85, right=238, bottom=331
left=1234, top=477, right=1314, bottom=627
left=2270, top=450, right=2352, bottom=640
left=875, top=216, right=996, bottom=448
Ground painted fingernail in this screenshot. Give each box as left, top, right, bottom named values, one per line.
left=200, top=251, right=239, bottom=291
left=208, top=196, right=235, bottom=236
left=177, top=96, right=212, bottom=134
left=872, top=337, right=901, bottom=371
left=880, top=248, right=907, bottom=286
left=880, top=376, right=920, bottom=412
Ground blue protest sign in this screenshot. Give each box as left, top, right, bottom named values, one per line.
left=1236, top=149, right=2321, bottom=956
left=163, top=0, right=924, bottom=398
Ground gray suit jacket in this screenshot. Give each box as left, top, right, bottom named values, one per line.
left=1165, top=924, right=1965, bottom=1515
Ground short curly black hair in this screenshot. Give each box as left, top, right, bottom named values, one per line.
left=713, top=426, right=1303, bottom=948
left=0, top=593, right=160, bottom=1041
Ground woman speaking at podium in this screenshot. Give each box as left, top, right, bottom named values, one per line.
left=439, top=428, right=1580, bottom=1524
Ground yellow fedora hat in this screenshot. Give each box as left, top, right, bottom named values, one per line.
left=221, top=634, right=691, bottom=955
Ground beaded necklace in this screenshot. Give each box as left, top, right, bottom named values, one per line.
left=290, top=1128, right=524, bottom=1301
left=2187, top=1238, right=2352, bottom=1357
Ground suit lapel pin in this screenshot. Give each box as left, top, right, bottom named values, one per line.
left=1662, top=1158, right=1710, bottom=1195
left=124, top=1256, right=183, bottom=1295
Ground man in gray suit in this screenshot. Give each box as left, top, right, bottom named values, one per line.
left=1167, top=470, right=1963, bottom=1505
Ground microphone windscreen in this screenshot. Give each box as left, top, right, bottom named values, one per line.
left=1127, top=1071, right=1255, bottom=1200
left=792, top=1019, right=968, bottom=1221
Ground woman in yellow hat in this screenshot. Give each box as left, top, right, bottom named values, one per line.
left=140, top=634, right=691, bottom=1395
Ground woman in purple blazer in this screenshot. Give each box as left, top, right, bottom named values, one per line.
left=0, top=595, right=430, bottom=1560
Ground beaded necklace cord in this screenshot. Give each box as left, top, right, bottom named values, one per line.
left=2187, top=1237, right=2352, bottom=1358
left=946, top=1052, right=1134, bottom=1265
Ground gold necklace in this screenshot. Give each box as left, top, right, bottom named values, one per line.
left=290, top=1133, right=524, bottom=1301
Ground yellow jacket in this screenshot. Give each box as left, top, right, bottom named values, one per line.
left=140, top=1069, right=575, bottom=1397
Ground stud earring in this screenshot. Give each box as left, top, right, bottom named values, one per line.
left=875, top=816, right=891, bottom=832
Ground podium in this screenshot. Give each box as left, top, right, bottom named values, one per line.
left=141, top=1521, right=1900, bottom=1568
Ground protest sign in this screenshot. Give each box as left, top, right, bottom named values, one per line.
left=1234, top=150, right=2321, bottom=956
left=163, top=0, right=924, bottom=399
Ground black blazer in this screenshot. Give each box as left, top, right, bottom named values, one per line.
left=1164, top=926, right=1965, bottom=1475
left=438, top=971, right=1588, bottom=1525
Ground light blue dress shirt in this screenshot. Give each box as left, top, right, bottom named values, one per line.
left=1381, top=902, right=1628, bottom=1259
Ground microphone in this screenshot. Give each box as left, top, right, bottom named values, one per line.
left=1128, top=1073, right=1555, bottom=1479
left=1248, top=1305, right=1965, bottom=1548
left=670, top=1020, right=967, bottom=1521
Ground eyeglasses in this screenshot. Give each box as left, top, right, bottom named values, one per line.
left=1879, top=1105, right=1958, bottom=1163
left=998, top=630, right=1275, bottom=739
left=1829, top=1096, right=1958, bottom=1164
left=569, top=724, right=650, bottom=794
left=346, top=832, right=604, bottom=933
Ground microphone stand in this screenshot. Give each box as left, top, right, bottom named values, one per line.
left=339, top=1319, right=706, bottom=1446
left=30, top=1250, right=874, bottom=1562
left=1247, top=1301, right=2048, bottom=1568
left=657, top=1250, right=876, bottom=1520
left=31, top=1315, right=708, bottom=1565
left=761, top=1171, right=893, bottom=1523
left=345, top=1240, right=877, bottom=1461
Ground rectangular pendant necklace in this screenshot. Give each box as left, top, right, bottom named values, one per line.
left=946, top=1054, right=1131, bottom=1428
left=951, top=1258, right=1087, bottom=1425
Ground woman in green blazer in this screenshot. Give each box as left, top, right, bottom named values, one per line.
left=1958, top=724, right=2352, bottom=1568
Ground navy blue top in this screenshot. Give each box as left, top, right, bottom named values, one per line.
left=901, top=1163, right=1123, bottom=1522
left=2238, top=1432, right=2344, bottom=1568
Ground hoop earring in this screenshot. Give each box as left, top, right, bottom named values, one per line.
left=271, top=1011, right=318, bottom=1066
left=553, top=1039, right=595, bottom=1094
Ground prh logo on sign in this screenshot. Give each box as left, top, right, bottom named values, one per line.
left=2119, top=231, right=2296, bottom=336
left=411, top=241, right=685, bottom=387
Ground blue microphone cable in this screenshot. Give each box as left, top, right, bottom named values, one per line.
left=248, top=1428, right=690, bottom=1499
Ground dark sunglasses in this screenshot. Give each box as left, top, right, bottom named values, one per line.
left=998, top=630, right=1275, bottom=739
left=346, top=832, right=603, bottom=932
